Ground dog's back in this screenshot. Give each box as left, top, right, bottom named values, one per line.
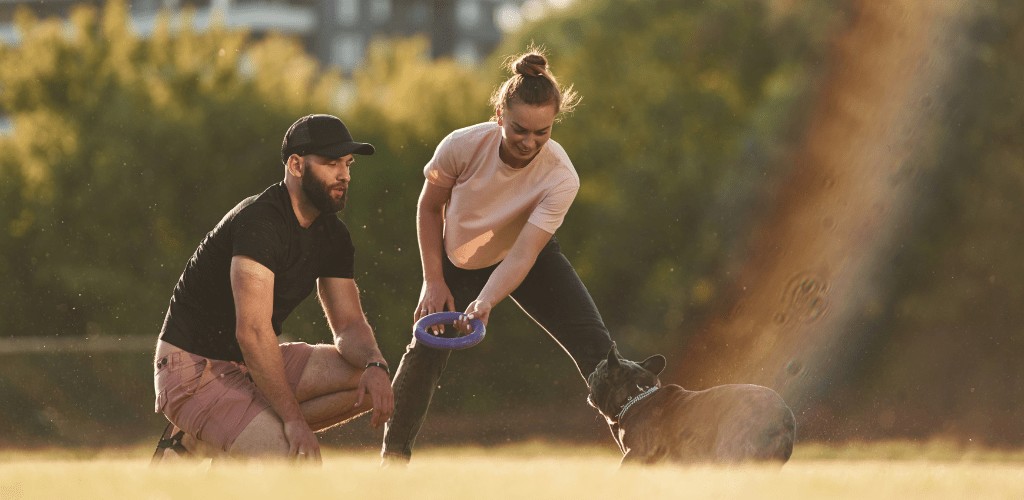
left=698, top=384, right=795, bottom=463
left=619, top=384, right=794, bottom=464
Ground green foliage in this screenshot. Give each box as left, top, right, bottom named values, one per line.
left=0, top=0, right=338, bottom=338
left=836, top=0, right=1024, bottom=443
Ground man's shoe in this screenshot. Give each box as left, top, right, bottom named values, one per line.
left=150, top=422, right=190, bottom=466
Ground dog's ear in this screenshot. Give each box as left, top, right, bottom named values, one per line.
left=640, top=354, right=666, bottom=375
left=606, top=343, right=621, bottom=371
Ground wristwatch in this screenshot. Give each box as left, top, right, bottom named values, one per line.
left=365, top=361, right=390, bottom=376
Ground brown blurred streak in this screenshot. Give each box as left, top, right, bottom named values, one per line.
left=670, top=0, right=962, bottom=393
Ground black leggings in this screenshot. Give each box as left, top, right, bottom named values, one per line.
left=381, top=237, right=613, bottom=459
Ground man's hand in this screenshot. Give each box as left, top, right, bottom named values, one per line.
left=356, top=365, right=394, bottom=429
left=283, top=419, right=322, bottom=464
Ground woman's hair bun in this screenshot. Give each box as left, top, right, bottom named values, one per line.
left=514, top=53, right=548, bottom=78
left=490, top=46, right=579, bottom=120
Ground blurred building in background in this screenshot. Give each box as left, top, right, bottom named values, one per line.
left=0, top=0, right=542, bottom=70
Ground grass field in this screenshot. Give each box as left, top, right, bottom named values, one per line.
left=1, top=441, right=1023, bottom=499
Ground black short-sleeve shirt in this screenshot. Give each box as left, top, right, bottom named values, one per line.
left=159, top=182, right=354, bottom=362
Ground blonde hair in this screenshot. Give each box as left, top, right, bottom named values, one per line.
left=490, top=47, right=580, bottom=121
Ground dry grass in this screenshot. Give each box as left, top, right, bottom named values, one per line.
left=1, top=441, right=1022, bottom=500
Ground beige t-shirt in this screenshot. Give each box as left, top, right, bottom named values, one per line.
left=424, top=122, right=580, bottom=270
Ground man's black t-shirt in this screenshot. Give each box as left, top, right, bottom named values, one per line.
left=159, top=182, right=354, bottom=362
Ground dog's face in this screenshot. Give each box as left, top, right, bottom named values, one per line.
left=587, top=343, right=667, bottom=418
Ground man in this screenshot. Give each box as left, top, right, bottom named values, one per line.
left=152, top=114, right=392, bottom=463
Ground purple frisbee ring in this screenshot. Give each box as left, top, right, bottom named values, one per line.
left=414, top=312, right=486, bottom=350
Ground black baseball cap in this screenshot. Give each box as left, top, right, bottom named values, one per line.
left=281, top=114, right=375, bottom=163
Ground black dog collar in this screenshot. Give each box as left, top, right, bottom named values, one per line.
left=614, top=386, right=659, bottom=421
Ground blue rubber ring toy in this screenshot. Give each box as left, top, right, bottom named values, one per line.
left=414, top=311, right=486, bottom=350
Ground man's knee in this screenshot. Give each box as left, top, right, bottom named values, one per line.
left=295, top=345, right=363, bottom=401
left=229, top=410, right=290, bottom=458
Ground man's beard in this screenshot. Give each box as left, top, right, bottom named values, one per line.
left=301, top=170, right=347, bottom=214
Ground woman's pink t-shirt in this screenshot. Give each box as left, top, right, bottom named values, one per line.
left=424, top=122, right=580, bottom=270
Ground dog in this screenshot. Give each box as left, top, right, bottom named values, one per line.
left=587, top=344, right=795, bottom=466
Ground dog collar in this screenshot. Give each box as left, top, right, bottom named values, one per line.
left=614, top=386, right=659, bottom=421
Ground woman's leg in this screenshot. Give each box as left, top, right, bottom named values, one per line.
left=509, top=237, right=614, bottom=382
left=381, top=258, right=493, bottom=461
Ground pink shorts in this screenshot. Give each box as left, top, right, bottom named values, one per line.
left=154, top=342, right=314, bottom=452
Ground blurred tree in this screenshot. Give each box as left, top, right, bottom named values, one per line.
left=820, top=0, right=1024, bottom=445
left=0, top=0, right=340, bottom=339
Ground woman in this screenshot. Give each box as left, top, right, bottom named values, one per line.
left=381, top=50, right=614, bottom=463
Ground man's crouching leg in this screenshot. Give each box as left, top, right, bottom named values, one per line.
left=229, top=343, right=374, bottom=459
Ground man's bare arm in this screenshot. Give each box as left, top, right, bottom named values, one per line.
left=231, top=256, right=319, bottom=458
left=318, top=277, right=394, bottom=428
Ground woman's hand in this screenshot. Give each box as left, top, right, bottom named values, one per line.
left=415, top=279, right=455, bottom=334
left=456, top=299, right=492, bottom=334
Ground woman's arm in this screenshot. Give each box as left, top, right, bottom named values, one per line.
left=416, top=180, right=456, bottom=332
left=457, top=222, right=552, bottom=329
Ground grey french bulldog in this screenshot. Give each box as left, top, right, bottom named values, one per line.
left=588, top=344, right=795, bottom=466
